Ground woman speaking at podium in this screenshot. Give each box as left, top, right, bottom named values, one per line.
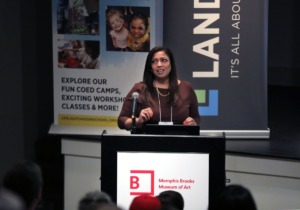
left=118, top=46, right=200, bottom=133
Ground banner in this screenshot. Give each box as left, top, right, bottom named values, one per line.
left=163, top=0, right=269, bottom=137
left=51, top=0, right=269, bottom=137
left=52, top=0, right=163, bottom=127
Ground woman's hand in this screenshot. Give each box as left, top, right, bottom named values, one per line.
left=138, top=107, right=153, bottom=124
left=183, top=117, right=197, bottom=125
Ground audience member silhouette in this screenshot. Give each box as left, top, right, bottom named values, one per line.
left=159, top=206, right=179, bottom=210
left=2, top=160, right=43, bottom=210
left=157, top=190, right=184, bottom=210
left=0, top=188, right=25, bottom=210
left=95, top=203, right=123, bottom=210
left=78, top=190, right=113, bottom=210
left=208, top=184, right=257, bottom=210
left=129, top=194, right=161, bottom=210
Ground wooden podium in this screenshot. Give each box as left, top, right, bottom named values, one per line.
left=101, top=134, right=225, bottom=210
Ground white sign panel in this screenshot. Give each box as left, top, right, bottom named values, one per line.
left=117, top=152, right=209, bottom=210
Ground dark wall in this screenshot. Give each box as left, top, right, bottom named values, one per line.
left=0, top=0, right=54, bottom=174
left=0, top=0, right=24, bottom=179
left=0, top=0, right=62, bottom=209
left=268, top=0, right=300, bottom=86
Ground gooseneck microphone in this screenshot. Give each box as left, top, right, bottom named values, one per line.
left=131, top=92, right=139, bottom=134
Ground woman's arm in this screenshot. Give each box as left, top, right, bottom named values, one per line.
left=189, top=88, right=201, bottom=125
left=118, top=82, right=144, bottom=130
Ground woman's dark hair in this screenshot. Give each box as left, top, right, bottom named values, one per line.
left=143, top=46, right=179, bottom=105
left=157, top=190, right=184, bottom=210
left=208, top=185, right=257, bottom=210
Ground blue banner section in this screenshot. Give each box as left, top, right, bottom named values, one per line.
left=199, top=90, right=219, bottom=116
left=163, top=0, right=268, bottom=131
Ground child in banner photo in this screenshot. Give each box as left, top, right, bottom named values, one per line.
left=83, top=0, right=99, bottom=35
left=127, top=12, right=150, bottom=52
left=58, top=40, right=100, bottom=69
left=106, top=8, right=129, bottom=51
left=64, top=40, right=84, bottom=58
left=58, top=40, right=82, bottom=68
left=78, top=40, right=100, bottom=69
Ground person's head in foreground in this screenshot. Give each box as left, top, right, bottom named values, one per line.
left=0, top=188, right=25, bottom=210
left=208, top=184, right=257, bottom=210
left=78, top=190, right=113, bottom=210
left=157, top=190, right=184, bottom=210
left=2, top=160, right=43, bottom=210
left=129, top=194, right=161, bottom=210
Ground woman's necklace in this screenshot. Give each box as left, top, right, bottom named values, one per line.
left=154, top=81, right=170, bottom=97
left=157, top=89, right=170, bottom=97
left=154, top=81, right=173, bottom=124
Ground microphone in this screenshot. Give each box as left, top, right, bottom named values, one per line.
left=131, top=92, right=139, bottom=117
left=131, top=92, right=139, bottom=134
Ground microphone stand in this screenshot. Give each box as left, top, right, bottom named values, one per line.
left=131, top=114, right=137, bottom=134
left=130, top=92, right=139, bottom=134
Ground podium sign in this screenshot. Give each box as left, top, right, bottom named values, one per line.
left=118, top=152, right=209, bottom=210
left=101, top=134, right=225, bottom=210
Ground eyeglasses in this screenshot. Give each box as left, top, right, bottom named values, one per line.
left=151, top=58, right=170, bottom=64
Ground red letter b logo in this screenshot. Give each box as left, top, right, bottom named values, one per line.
left=130, top=176, right=140, bottom=189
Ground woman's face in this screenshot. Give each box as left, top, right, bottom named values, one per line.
left=109, top=14, right=124, bottom=32
left=130, top=18, right=146, bottom=38
left=151, top=51, right=171, bottom=81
